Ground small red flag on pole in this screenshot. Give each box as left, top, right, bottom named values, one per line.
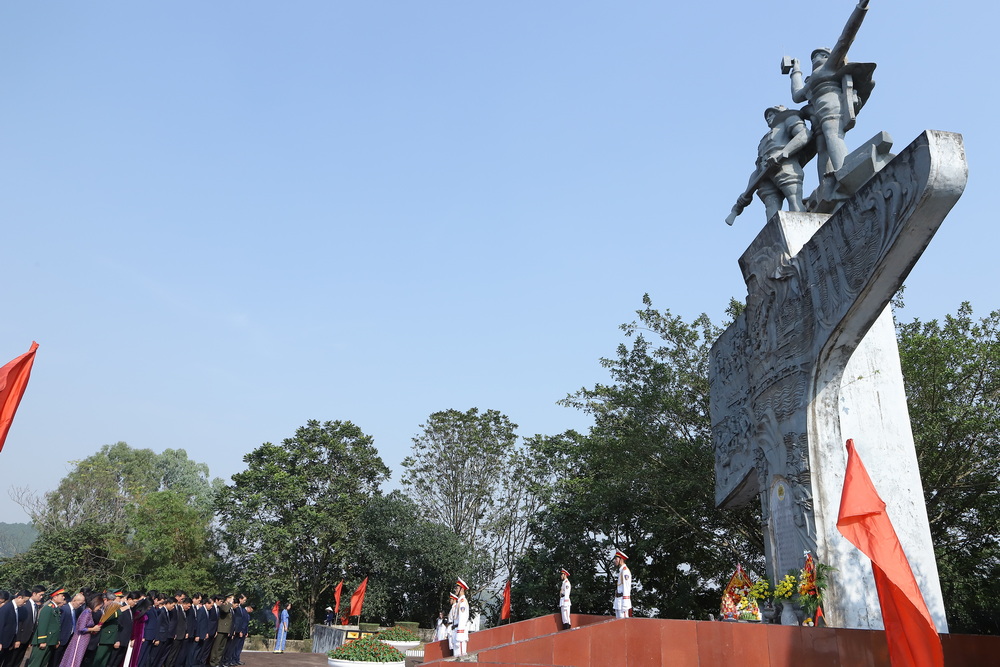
left=271, top=601, right=281, bottom=630
left=334, top=580, right=343, bottom=623
left=500, top=580, right=511, bottom=621
left=837, top=439, right=944, bottom=667
left=349, top=577, right=368, bottom=618
left=0, top=342, right=38, bottom=454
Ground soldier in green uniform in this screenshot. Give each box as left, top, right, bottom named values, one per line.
left=27, top=589, right=67, bottom=667
left=92, top=597, right=121, bottom=667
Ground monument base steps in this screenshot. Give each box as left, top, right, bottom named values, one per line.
left=421, top=614, right=1000, bottom=666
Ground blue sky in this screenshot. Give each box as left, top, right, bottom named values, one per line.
left=0, top=1, right=995, bottom=523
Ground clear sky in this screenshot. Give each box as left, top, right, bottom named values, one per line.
left=0, top=1, right=995, bottom=523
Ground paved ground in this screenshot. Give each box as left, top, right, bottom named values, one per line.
left=241, top=649, right=423, bottom=667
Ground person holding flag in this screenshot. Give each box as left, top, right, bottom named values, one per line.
left=558, top=569, right=571, bottom=630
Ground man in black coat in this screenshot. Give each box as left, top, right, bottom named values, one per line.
left=10, top=588, right=41, bottom=667
left=195, top=599, right=217, bottom=667
left=107, top=593, right=137, bottom=667
left=163, top=598, right=188, bottom=667
left=184, top=596, right=206, bottom=667
left=0, top=591, right=29, bottom=667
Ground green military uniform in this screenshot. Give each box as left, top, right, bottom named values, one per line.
left=26, top=600, right=62, bottom=667
left=92, top=606, right=120, bottom=667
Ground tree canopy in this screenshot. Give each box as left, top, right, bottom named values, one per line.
left=897, top=302, right=1000, bottom=634
left=0, top=443, right=221, bottom=592
left=215, top=419, right=390, bottom=638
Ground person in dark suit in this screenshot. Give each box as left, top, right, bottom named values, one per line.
left=185, top=596, right=205, bottom=667
left=194, top=600, right=216, bottom=667
left=0, top=591, right=29, bottom=667
left=152, top=600, right=176, bottom=667
left=135, top=594, right=163, bottom=667
left=162, top=599, right=187, bottom=667
left=208, top=597, right=232, bottom=667
left=11, top=588, right=41, bottom=667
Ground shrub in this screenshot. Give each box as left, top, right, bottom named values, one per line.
left=375, top=626, right=419, bottom=641
left=327, top=635, right=405, bottom=662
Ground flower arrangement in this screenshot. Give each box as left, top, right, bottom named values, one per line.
left=375, top=626, right=419, bottom=641
left=327, top=635, right=405, bottom=663
left=773, top=574, right=798, bottom=600
left=747, top=578, right=772, bottom=603
left=797, top=552, right=834, bottom=618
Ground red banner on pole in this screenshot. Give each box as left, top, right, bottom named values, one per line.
left=500, top=580, right=511, bottom=621
left=334, top=580, right=345, bottom=624
left=0, top=342, right=38, bottom=453
left=349, top=577, right=368, bottom=618
left=837, top=439, right=944, bottom=667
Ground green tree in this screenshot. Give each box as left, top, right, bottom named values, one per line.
left=345, top=491, right=474, bottom=627
left=401, top=408, right=531, bottom=592
left=216, top=419, right=390, bottom=638
left=1, top=443, right=221, bottom=592
left=514, top=296, right=762, bottom=621
left=897, top=302, right=1000, bottom=635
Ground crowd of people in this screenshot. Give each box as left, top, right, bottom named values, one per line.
left=0, top=588, right=254, bottom=667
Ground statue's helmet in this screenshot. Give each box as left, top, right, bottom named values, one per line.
left=811, top=47, right=831, bottom=61
left=764, top=105, right=787, bottom=122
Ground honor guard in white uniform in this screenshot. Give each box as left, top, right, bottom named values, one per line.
left=558, top=569, right=572, bottom=630
left=613, top=550, right=631, bottom=619
left=446, top=593, right=458, bottom=654
left=454, top=578, right=470, bottom=657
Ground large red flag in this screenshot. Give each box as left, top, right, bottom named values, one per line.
left=349, top=577, right=368, bottom=617
left=500, top=580, right=511, bottom=621
left=271, top=601, right=281, bottom=630
left=334, top=581, right=344, bottom=624
left=0, top=342, right=38, bottom=454
left=837, top=439, right=944, bottom=667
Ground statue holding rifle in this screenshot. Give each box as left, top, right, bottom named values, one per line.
left=726, top=0, right=877, bottom=224
left=786, top=0, right=875, bottom=208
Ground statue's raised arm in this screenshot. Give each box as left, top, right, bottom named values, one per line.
left=783, top=0, right=875, bottom=211
left=829, top=0, right=871, bottom=68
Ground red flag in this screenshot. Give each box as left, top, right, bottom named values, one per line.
left=0, top=342, right=38, bottom=454
left=334, top=580, right=343, bottom=622
left=349, top=577, right=368, bottom=618
left=271, top=601, right=281, bottom=630
left=837, top=439, right=944, bottom=667
left=500, top=580, right=511, bottom=621
left=814, top=605, right=826, bottom=627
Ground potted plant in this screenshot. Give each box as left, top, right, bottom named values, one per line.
left=327, top=635, right=406, bottom=667
left=773, top=573, right=799, bottom=625
left=376, top=626, right=421, bottom=652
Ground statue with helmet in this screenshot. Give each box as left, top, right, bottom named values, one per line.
left=727, top=0, right=880, bottom=224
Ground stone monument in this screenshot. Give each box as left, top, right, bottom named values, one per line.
left=711, top=1, right=968, bottom=631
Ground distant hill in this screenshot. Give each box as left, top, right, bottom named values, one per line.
left=0, top=522, right=37, bottom=557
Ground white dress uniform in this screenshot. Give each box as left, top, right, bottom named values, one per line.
left=559, top=576, right=572, bottom=628
left=615, top=562, right=632, bottom=618
left=446, top=597, right=458, bottom=653
left=455, top=592, right=470, bottom=656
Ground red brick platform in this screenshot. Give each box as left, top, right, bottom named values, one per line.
left=421, top=613, right=1000, bottom=666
